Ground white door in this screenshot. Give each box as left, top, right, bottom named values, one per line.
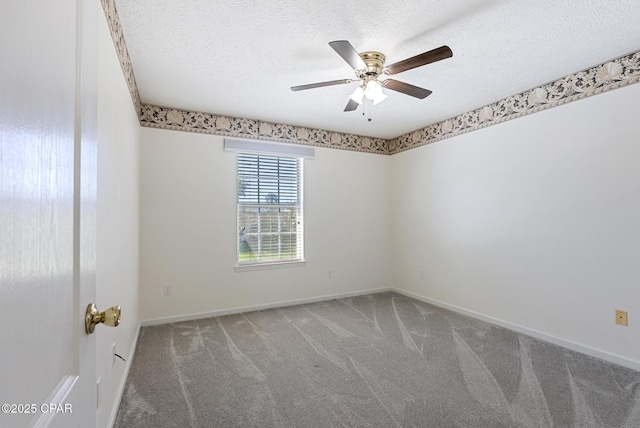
left=1, top=0, right=97, bottom=427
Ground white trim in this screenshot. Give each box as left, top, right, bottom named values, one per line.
left=106, top=322, right=141, bottom=428
left=235, top=260, right=306, bottom=272
left=392, top=288, right=640, bottom=372
left=224, top=137, right=315, bottom=158
left=140, top=286, right=640, bottom=372
left=141, top=288, right=392, bottom=326
left=32, top=376, right=78, bottom=428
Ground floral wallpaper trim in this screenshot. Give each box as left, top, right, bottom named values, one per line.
left=101, top=0, right=142, bottom=118
left=139, top=104, right=390, bottom=154
left=103, top=0, right=639, bottom=155
left=389, top=50, right=640, bottom=154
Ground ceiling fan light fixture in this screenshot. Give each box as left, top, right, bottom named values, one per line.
left=364, top=79, right=387, bottom=105
left=349, top=86, right=365, bottom=105
left=372, top=91, right=388, bottom=105
left=364, top=79, right=380, bottom=97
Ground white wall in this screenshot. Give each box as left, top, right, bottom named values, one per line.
left=96, top=12, right=140, bottom=428
left=139, top=128, right=391, bottom=322
left=391, top=83, right=640, bottom=367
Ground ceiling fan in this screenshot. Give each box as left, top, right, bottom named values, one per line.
left=291, top=40, right=453, bottom=111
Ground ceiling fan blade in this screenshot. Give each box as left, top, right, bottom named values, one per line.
left=291, top=79, right=353, bottom=91
left=329, top=40, right=367, bottom=70
left=385, top=45, right=453, bottom=75
left=344, top=99, right=359, bottom=112
left=383, top=79, right=432, bottom=99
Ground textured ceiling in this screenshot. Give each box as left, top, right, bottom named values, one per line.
left=114, top=0, right=640, bottom=140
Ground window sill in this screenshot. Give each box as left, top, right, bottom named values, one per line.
left=234, top=260, right=306, bottom=272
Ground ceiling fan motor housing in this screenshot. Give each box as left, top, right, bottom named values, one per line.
left=358, top=51, right=386, bottom=77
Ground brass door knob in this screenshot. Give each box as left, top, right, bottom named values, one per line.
left=85, top=304, right=121, bottom=334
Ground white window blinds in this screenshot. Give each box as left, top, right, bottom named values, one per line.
left=237, top=153, right=304, bottom=264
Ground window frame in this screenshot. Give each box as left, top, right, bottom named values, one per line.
left=225, top=139, right=313, bottom=271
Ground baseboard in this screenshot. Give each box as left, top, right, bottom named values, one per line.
left=141, top=287, right=393, bottom=327
left=107, top=321, right=141, bottom=428
left=139, top=286, right=640, bottom=371
left=393, top=288, right=640, bottom=372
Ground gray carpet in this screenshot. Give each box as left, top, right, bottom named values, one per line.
left=115, top=292, right=640, bottom=427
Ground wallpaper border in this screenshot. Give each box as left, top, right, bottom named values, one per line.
left=138, top=104, right=390, bottom=154
left=389, top=50, right=640, bottom=154
left=100, top=0, right=142, bottom=116
left=102, top=0, right=639, bottom=156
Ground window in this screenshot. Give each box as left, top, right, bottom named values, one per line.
left=236, top=153, right=304, bottom=265
left=225, top=138, right=313, bottom=268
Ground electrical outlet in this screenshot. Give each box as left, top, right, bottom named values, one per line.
left=112, top=342, right=117, bottom=366
left=164, top=284, right=172, bottom=296
left=615, top=310, right=628, bottom=326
